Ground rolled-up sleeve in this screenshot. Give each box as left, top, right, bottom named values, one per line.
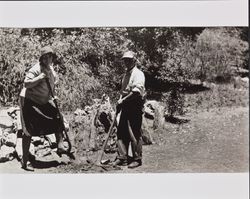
left=131, top=70, right=145, bottom=96
left=25, top=69, right=37, bottom=81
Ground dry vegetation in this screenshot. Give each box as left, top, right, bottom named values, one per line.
left=0, top=27, right=248, bottom=173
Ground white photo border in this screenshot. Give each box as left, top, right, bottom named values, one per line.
left=0, top=1, right=249, bottom=199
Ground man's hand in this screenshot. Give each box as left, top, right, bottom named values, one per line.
left=52, top=96, right=59, bottom=101
left=117, top=98, right=124, bottom=105
left=37, top=72, right=46, bottom=80
left=24, top=72, right=46, bottom=88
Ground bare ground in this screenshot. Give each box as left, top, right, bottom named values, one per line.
left=0, top=106, right=248, bottom=173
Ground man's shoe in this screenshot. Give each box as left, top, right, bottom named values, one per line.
left=112, top=159, right=128, bottom=166
left=21, top=160, right=34, bottom=172
left=57, top=147, right=68, bottom=157
left=128, top=160, right=142, bottom=169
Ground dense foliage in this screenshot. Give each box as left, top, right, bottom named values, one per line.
left=0, top=27, right=248, bottom=115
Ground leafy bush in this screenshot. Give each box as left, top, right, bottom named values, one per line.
left=185, top=83, right=249, bottom=111
left=194, top=28, right=248, bottom=82
left=0, top=29, right=40, bottom=105
left=0, top=27, right=248, bottom=114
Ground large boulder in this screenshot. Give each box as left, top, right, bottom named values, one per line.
left=144, top=100, right=159, bottom=119
left=141, top=117, right=154, bottom=144
left=1, top=129, right=17, bottom=147
left=143, top=100, right=165, bottom=129
left=233, top=76, right=249, bottom=89
left=0, top=109, right=14, bottom=128
left=0, top=145, right=15, bottom=162
left=141, top=100, right=167, bottom=144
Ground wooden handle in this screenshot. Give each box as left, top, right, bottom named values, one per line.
left=96, top=111, right=118, bottom=164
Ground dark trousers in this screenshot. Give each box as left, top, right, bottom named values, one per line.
left=116, top=97, right=143, bottom=161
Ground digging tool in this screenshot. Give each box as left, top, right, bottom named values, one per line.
left=45, top=77, right=75, bottom=159
left=127, top=120, right=137, bottom=144
left=127, top=120, right=141, bottom=159
left=96, top=109, right=119, bottom=165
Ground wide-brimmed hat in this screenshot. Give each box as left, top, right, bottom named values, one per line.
left=122, top=51, right=135, bottom=59
left=40, top=46, right=54, bottom=57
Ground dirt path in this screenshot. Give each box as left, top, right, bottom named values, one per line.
left=0, top=106, right=248, bottom=173
left=120, top=106, right=249, bottom=173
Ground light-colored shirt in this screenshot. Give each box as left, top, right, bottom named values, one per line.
left=120, top=66, right=145, bottom=97
left=20, top=62, right=58, bottom=105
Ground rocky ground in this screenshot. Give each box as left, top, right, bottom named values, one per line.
left=0, top=105, right=248, bottom=173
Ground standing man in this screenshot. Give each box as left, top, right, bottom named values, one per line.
left=113, top=51, right=145, bottom=169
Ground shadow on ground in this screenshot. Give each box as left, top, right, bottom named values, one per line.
left=165, top=116, right=190, bottom=124
left=31, top=159, right=62, bottom=169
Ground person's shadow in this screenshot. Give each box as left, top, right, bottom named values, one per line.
left=31, top=159, right=62, bottom=169
left=165, top=115, right=190, bottom=124
left=28, top=153, right=65, bottom=169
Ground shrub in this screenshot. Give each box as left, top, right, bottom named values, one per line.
left=194, top=28, right=248, bottom=82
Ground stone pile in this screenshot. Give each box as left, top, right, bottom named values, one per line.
left=71, top=95, right=116, bottom=157
left=72, top=98, right=166, bottom=156
left=0, top=97, right=166, bottom=164
left=0, top=107, right=20, bottom=162
left=0, top=107, right=69, bottom=163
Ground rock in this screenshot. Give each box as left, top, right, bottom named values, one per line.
left=29, top=143, right=35, bottom=156
left=144, top=106, right=154, bottom=119
left=144, top=100, right=163, bottom=119
left=101, top=159, right=110, bottom=165
left=63, top=140, right=69, bottom=150
left=241, top=77, right=249, bottom=85
left=36, top=148, right=51, bottom=157
left=45, top=134, right=56, bottom=145
left=60, top=154, right=71, bottom=164
left=233, top=76, right=249, bottom=89
left=144, top=101, right=154, bottom=118
left=6, top=107, right=19, bottom=112
left=74, top=108, right=86, bottom=116
left=0, top=110, right=14, bottom=128
left=0, top=145, right=15, bottom=162
left=150, top=101, right=165, bottom=130
left=31, top=136, right=44, bottom=146
left=6, top=107, right=20, bottom=119
left=15, top=111, right=22, bottom=131
left=15, top=137, right=23, bottom=159
left=71, top=96, right=116, bottom=154
left=2, top=133, right=17, bottom=147
left=1, top=127, right=16, bottom=147
left=4, top=107, right=22, bottom=131
left=79, top=156, right=89, bottom=164
left=141, top=117, right=154, bottom=145
left=189, top=79, right=202, bottom=85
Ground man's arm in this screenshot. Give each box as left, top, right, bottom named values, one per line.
left=118, top=91, right=140, bottom=105
left=24, top=73, right=46, bottom=88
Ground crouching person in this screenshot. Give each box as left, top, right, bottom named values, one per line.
left=113, top=51, right=146, bottom=169
left=19, top=46, right=71, bottom=171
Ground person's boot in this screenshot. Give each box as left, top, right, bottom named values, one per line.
left=55, top=130, right=68, bottom=157
left=21, top=160, right=34, bottom=172
left=112, top=158, right=128, bottom=166
left=128, top=160, right=142, bottom=169
left=57, top=146, right=68, bottom=157
left=21, top=135, right=34, bottom=171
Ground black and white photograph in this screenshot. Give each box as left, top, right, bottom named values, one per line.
left=0, top=1, right=248, bottom=199
left=0, top=26, right=248, bottom=174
